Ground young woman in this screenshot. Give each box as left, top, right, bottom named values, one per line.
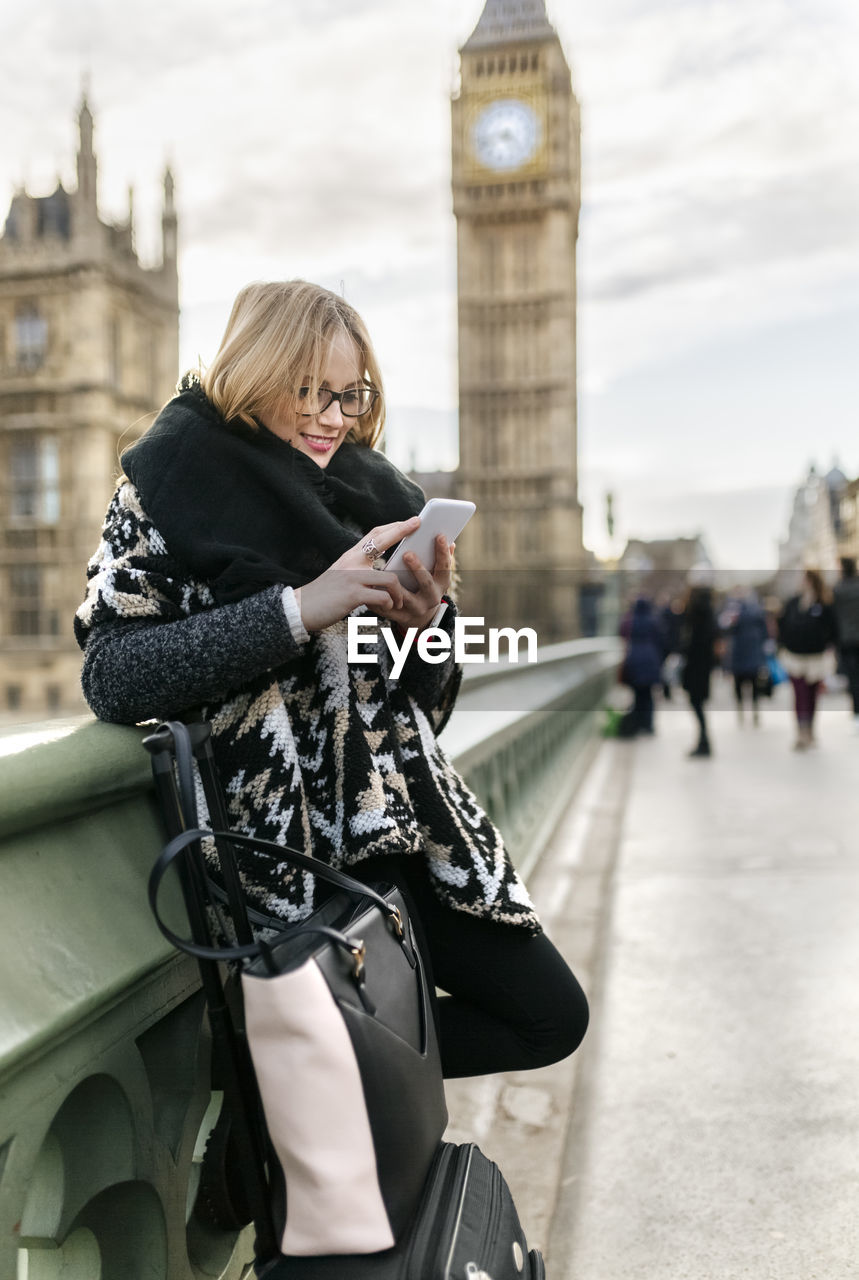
left=76, top=280, right=588, bottom=1079
left=778, top=568, right=838, bottom=750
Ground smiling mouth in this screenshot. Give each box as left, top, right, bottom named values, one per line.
left=300, top=433, right=338, bottom=451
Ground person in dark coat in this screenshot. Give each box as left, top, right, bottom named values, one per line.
left=833, top=557, right=859, bottom=732
left=778, top=568, right=838, bottom=750
left=658, top=593, right=683, bottom=699
left=681, top=585, right=719, bottom=757
left=729, top=591, right=769, bottom=725
left=620, top=596, right=664, bottom=735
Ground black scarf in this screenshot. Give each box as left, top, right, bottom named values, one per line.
left=121, top=376, right=425, bottom=603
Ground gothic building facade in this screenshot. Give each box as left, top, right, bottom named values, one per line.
left=777, top=463, right=850, bottom=587
left=452, top=0, right=584, bottom=642
left=0, top=97, right=178, bottom=718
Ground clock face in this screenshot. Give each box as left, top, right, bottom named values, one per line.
left=471, top=98, right=541, bottom=172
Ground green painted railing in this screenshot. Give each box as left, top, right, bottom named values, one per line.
left=0, top=639, right=620, bottom=1279
left=443, top=637, right=621, bottom=879
left=0, top=721, right=256, bottom=1279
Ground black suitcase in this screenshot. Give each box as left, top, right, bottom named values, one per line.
left=259, top=1139, right=546, bottom=1279
left=144, top=721, right=547, bottom=1280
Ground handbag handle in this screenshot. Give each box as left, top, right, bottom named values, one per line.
left=149, top=824, right=404, bottom=964
left=147, top=719, right=402, bottom=939
left=155, top=719, right=256, bottom=947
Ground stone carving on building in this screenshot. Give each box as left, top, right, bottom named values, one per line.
left=0, top=96, right=179, bottom=719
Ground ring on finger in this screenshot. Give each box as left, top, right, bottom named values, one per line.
left=361, top=537, right=379, bottom=561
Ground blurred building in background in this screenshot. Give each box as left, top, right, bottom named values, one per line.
left=838, top=477, right=859, bottom=562
left=617, top=535, right=713, bottom=604
left=777, top=462, right=849, bottom=590
left=451, top=0, right=585, bottom=643
left=0, top=96, right=178, bottom=720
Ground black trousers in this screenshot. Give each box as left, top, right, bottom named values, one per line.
left=689, top=694, right=709, bottom=745
left=351, top=854, right=589, bottom=1079
left=842, top=646, right=859, bottom=715
left=631, top=685, right=655, bottom=733
left=733, top=671, right=760, bottom=705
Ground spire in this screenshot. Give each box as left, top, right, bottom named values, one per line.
left=127, top=183, right=135, bottom=251
left=161, top=164, right=178, bottom=271
left=462, top=0, right=556, bottom=50
left=78, top=94, right=93, bottom=153
left=76, top=87, right=98, bottom=209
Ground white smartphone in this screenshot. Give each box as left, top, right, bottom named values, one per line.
left=386, top=498, right=476, bottom=591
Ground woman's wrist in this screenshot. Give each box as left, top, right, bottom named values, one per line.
left=393, top=595, right=454, bottom=637
left=282, top=586, right=310, bottom=644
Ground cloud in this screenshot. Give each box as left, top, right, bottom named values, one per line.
left=8, top=0, right=855, bottom=378
left=564, top=0, right=859, bottom=388
left=2, top=0, right=857, bottom=572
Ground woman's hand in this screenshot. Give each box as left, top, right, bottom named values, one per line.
left=295, top=518, right=419, bottom=632
left=377, top=534, right=454, bottom=633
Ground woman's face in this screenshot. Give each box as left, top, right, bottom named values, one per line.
left=262, top=330, right=363, bottom=468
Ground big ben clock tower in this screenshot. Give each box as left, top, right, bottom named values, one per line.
left=452, top=0, right=584, bottom=641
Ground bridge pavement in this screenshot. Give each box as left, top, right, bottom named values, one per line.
left=443, top=677, right=859, bottom=1279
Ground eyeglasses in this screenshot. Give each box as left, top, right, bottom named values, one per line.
left=298, top=385, right=380, bottom=418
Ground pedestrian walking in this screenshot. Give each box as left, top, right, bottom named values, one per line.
left=777, top=568, right=838, bottom=751
left=833, top=556, right=859, bottom=734
left=680, top=585, right=718, bottom=758
left=619, top=596, right=664, bottom=736
left=729, top=590, right=769, bottom=725
left=658, top=592, right=684, bottom=700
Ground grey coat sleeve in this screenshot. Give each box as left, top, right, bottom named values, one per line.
left=75, top=481, right=311, bottom=724
left=80, top=586, right=307, bottom=724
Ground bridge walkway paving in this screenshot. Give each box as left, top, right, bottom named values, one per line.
left=443, top=677, right=859, bottom=1279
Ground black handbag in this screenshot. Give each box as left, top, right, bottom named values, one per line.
left=144, top=721, right=448, bottom=1263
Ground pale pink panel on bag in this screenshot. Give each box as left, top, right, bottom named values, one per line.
left=241, top=959, right=395, bottom=1256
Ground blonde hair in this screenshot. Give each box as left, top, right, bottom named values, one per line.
left=200, top=280, right=385, bottom=447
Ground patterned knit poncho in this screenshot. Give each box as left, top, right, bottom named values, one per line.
left=76, top=482, right=540, bottom=933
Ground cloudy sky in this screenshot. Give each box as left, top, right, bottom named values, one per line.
left=2, top=0, right=858, bottom=570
